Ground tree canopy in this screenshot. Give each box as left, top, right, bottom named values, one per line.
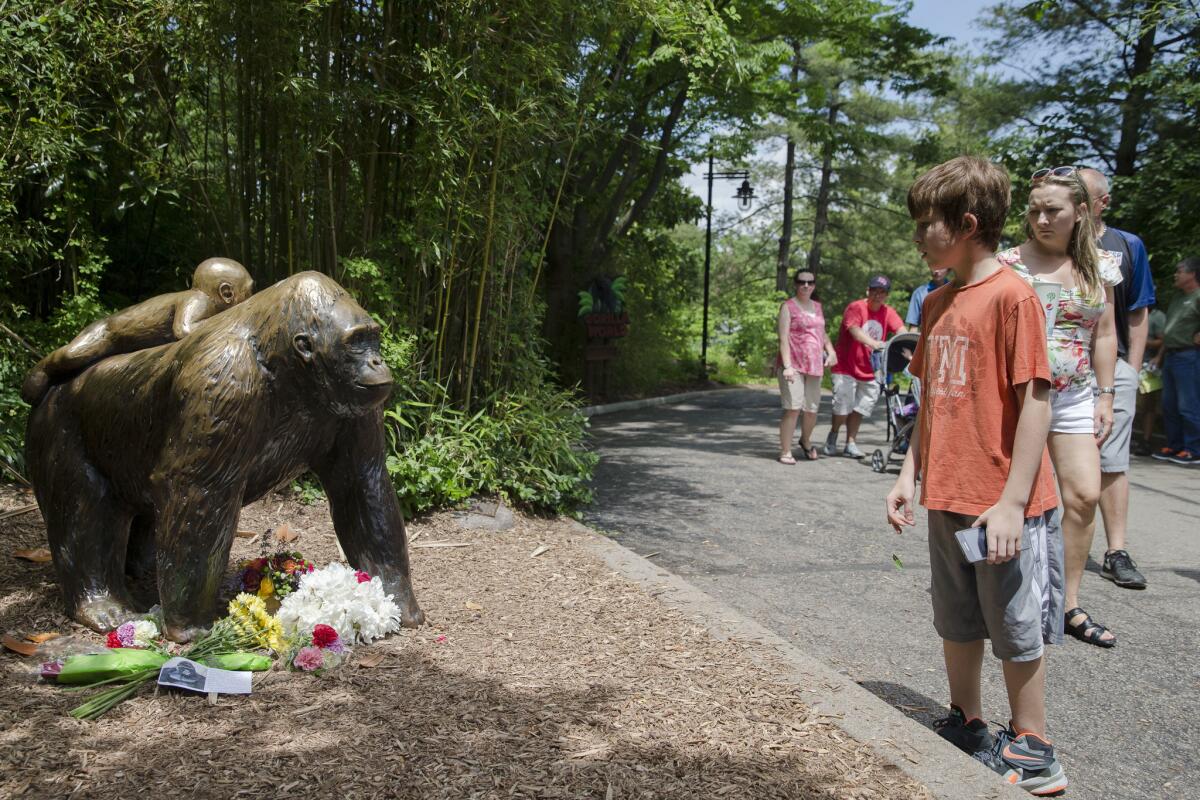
left=1, top=0, right=1195, bottom=493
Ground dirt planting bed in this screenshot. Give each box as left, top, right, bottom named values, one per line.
left=0, top=486, right=929, bottom=799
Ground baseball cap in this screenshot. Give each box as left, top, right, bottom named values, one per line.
left=868, top=275, right=892, bottom=291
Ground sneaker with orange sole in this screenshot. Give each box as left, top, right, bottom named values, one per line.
left=932, top=704, right=993, bottom=755
left=973, top=724, right=1068, bottom=796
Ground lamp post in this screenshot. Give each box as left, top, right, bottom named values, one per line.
left=700, top=154, right=754, bottom=379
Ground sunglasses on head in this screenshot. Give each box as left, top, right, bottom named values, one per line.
left=1031, top=166, right=1078, bottom=183
left=795, top=279, right=815, bottom=286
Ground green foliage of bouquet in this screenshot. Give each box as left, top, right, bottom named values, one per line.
left=42, top=599, right=277, bottom=720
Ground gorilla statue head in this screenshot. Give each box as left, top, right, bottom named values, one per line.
left=282, top=273, right=394, bottom=417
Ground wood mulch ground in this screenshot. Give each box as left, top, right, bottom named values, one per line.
left=0, top=485, right=930, bottom=799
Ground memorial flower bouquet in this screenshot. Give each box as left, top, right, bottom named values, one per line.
left=290, top=623, right=348, bottom=673
left=41, top=596, right=278, bottom=720
left=227, top=592, right=288, bottom=652
left=236, top=551, right=315, bottom=600
left=276, top=563, right=401, bottom=644
left=104, top=618, right=161, bottom=650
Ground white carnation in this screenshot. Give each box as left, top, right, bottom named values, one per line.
left=276, top=562, right=402, bottom=644
left=132, top=619, right=159, bottom=647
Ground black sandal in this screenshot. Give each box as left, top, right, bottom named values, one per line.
left=1064, top=607, right=1116, bottom=648
left=799, top=440, right=819, bottom=460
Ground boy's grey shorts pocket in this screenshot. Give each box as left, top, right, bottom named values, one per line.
left=927, top=509, right=1064, bottom=661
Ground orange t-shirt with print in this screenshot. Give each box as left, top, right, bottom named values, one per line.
left=910, top=267, right=1059, bottom=517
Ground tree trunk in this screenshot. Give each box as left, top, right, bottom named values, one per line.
left=807, top=88, right=841, bottom=275
left=776, top=48, right=801, bottom=292
left=1114, top=6, right=1159, bottom=177
left=776, top=136, right=796, bottom=291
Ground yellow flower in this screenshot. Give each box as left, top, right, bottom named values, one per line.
left=226, top=592, right=285, bottom=653
left=257, top=576, right=275, bottom=598
left=266, top=629, right=287, bottom=653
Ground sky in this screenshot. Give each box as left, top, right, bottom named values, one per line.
left=905, top=0, right=995, bottom=49
left=682, top=0, right=998, bottom=215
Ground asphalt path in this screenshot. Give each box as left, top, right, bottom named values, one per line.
left=586, top=386, right=1199, bottom=800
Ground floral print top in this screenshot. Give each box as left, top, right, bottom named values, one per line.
left=999, top=247, right=1122, bottom=392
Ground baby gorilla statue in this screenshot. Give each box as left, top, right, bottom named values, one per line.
left=21, top=258, right=254, bottom=405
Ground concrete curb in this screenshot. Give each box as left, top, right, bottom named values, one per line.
left=577, top=522, right=1027, bottom=800
left=581, top=386, right=744, bottom=417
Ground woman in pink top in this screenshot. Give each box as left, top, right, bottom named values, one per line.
left=777, top=270, right=837, bottom=462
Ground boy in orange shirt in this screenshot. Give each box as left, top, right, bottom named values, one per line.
left=886, top=156, right=1067, bottom=796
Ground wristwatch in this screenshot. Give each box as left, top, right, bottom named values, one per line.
left=1097, top=387, right=1116, bottom=395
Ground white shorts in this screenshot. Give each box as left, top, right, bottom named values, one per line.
left=778, top=372, right=821, bottom=412
left=831, top=373, right=880, bottom=417
left=1050, top=384, right=1095, bottom=435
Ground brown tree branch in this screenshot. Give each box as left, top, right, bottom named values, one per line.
left=610, top=82, right=690, bottom=245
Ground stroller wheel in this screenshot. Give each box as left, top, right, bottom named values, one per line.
left=871, top=449, right=886, bottom=473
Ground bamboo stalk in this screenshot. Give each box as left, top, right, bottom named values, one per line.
left=435, top=144, right=478, bottom=383
left=528, top=106, right=585, bottom=304
left=464, top=129, right=505, bottom=407
left=0, top=458, right=31, bottom=487
left=0, top=322, right=43, bottom=360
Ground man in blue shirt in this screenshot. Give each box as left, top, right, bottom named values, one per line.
left=905, top=265, right=950, bottom=331
left=1080, top=168, right=1156, bottom=589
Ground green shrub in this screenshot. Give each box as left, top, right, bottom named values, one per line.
left=385, top=394, right=490, bottom=515
left=725, top=291, right=786, bottom=379
left=486, top=387, right=597, bottom=510
left=0, top=250, right=111, bottom=479
left=0, top=337, right=30, bottom=475
left=384, top=379, right=596, bottom=517
left=604, top=225, right=701, bottom=397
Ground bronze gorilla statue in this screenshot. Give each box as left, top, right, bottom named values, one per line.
left=26, top=272, right=424, bottom=641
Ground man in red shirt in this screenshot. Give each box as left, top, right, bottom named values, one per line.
left=822, top=275, right=904, bottom=458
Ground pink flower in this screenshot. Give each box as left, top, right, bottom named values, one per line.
left=354, top=570, right=370, bottom=583
left=434, top=635, right=447, bottom=644
left=293, top=646, right=325, bottom=672
left=115, top=622, right=137, bottom=648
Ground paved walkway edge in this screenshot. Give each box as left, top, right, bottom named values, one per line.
left=578, top=522, right=1027, bottom=800
left=581, top=386, right=743, bottom=417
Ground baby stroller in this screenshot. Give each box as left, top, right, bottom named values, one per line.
left=870, top=332, right=920, bottom=473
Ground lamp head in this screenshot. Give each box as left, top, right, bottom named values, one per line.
left=735, top=178, right=755, bottom=211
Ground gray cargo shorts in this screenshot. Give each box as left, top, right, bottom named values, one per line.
left=927, top=508, right=1065, bottom=661
left=1097, top=358, right=1138, bottom=473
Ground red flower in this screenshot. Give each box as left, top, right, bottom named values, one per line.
left=242, top=568, right=262, bottom=591
left=106, top=631, right=122, bottom=648
left=354, top=570, right=370, bottom=583
left=311, top=624, right=339, bottom=649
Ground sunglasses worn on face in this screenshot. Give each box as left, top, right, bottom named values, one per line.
left=1031, top=166, right=1077, bottom=183
left=795, top=279, right=815, bottom=286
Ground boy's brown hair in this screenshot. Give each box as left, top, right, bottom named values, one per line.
left=907, top=156, right=1011, bottom=250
